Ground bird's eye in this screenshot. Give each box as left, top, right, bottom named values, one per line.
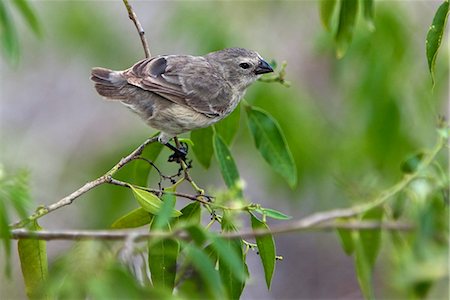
left=239, top=62, right=251, bottom=69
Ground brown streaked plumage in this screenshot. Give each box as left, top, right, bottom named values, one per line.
left=90, top=47, right=273, bottom=144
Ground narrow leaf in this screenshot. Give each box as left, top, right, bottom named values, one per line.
left=255, top=207, right=292, bottom=220
left=214, top=104, right=241, bottom=145
left=11, top=0, right=42, bottom=37
left=360, top=207, right=383, bottom=268
left=335, top=0, right=359, bottom=58
left=336, top=227, right=355, bottom=255
left=0, top=0, right=20, bottom=64
left=426, top=0, right=449, bottom=86
left=153, top=189, right=177, bottom=229
left=251, top=213, right=276, bottom=289
left=0, top=199, right=11, bottom=275
left=191, top=126, right=214, bottom=168
left=212, top=236, right=246, bottom=282
left=213, top=132, right=242, bottom=195
left=219, top=211, right=246, bottom=299
left=362, top=0, right=375, bottom=30
left=354, top=231, right=375, bottom=300
left=245, top=105, right=297, bottom=188
left=111, top=207, right=153, bottom=229
left=319, top=0, right=337, bottom=31
left=18, top=221, right=48, bottom=299
left=129, top=185, right=181, bottom=217
left=148, top=237, right=179, bottom=292
left=184, top=244, right=225, bottom=299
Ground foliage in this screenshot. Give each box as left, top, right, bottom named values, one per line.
left=1, top=1, right=449, bottom=299
left=0, top=0, right=41, bottom=64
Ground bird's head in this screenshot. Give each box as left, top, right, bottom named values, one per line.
left=205, top=48, right=274, bottom=91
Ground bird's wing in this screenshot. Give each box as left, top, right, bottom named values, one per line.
left=124, top=56, right=232, bottom=117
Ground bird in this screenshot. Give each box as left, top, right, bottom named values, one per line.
left=90, top=47, right=273, bottom=159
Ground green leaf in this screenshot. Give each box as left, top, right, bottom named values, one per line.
left=191, top=126, right=214, bottom=168
left=0, top=199, right=11, bottom=276
left=251, top=213, right=276, bottom=289
left=362, top=0, right=375, bottom=30
left=336, top=227, right=355, bottom=255
left=177, top=202, right=201, bottom=225
left=335, top=0, right=359, bottom=58
left=245, top=105, right=297, bottom=188
left=111, top=207, right=153, bottom=229
left=213, top=132, right=242, bottom=196
left=11, top=0, right=42, bottom=37
left=319, top=0, right=337, bottom=31
left=219, top=211, right=247, bottom=299
left=129, top=185, right=181, bottom=217
left=354, top=231, right=375, bottom=300
left=148, top=237, right=180, bottom=292
left=214, top=104, right=241, bottom=145
left=360, top=207, right=383, bottom=268
left=184, top=244, right=225, bottom=299
left=212, top=236, right=246, bottom=282
left=0, top=1, right=20, bottom=64
left=153, top=189, right=178, bottom=229
left=254, top=207, right=292, bottom=220
left=353, top=208, right=383, bottom=299
left=426, top=0, right=449, bottom=86
left=18, top=221, right=48, bottom=299
left=133, top=140, right=163, bottom=186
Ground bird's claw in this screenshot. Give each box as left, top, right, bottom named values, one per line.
left=167, top=142, right=189, bottom=163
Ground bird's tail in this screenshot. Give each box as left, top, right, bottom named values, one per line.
left=90, top=67, right=128, bottom=100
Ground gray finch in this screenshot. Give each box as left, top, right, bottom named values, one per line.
left=90, top=48, right=273, bottom=144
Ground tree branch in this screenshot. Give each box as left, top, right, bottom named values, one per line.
left=10, top=221, right=413, bottom=241
left=10, top=136, right=159, bottom=229
left=122, top=0, right=151, bottom=58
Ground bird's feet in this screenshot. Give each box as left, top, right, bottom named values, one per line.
left=166, top=142, right=189, bottom=163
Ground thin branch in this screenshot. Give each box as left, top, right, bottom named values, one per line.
left=107, top=178, right=210, bottom=205
left=122, top=0, right=151, bottom=58
left=11, top=137, right=158, bottom=229
left=10, top=221, right=412, bottom=241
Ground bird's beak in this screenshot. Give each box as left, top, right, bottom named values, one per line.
left=254, top=59, right=274, bottom=75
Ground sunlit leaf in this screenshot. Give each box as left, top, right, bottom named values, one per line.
left=18, top=221, right=48, bottom=299
left=129, top=185, right=181, bottom=217
left=245, top=105, right=297, bottom=188
left=213, top=132, right=242, bottom=196
left=191, top=126, right=214, bottom=168
left=11, top=0, right=42, bottom=37
left=426, top=0, right=449, bottom=86
left=319, top=0, right=337, bottom=31
left=184, top=243, right=225, bottom=299
left=335, top=0, right=359, bottom=58
left=251, top=213, right=276, bottom=289
left=214, top=104, right=241, bottom=145
left=111, top=207, right=153, bottom=229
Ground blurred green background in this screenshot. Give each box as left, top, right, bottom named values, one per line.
left=1, top=1, right=448, bottom=299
